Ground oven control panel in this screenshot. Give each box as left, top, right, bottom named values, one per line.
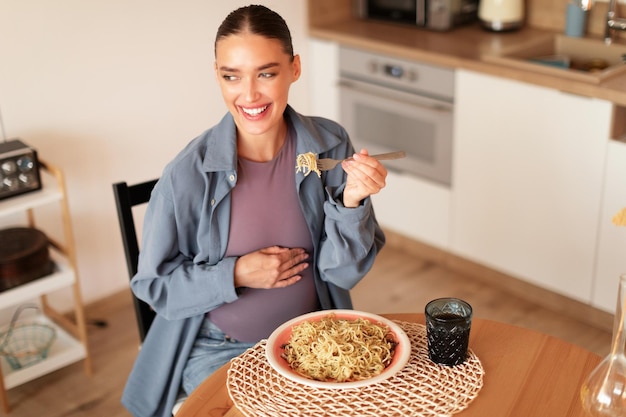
left=339, top=46, right=454, bottom=101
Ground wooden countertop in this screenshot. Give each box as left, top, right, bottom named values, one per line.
left=309, top=18, right=626, bottom=108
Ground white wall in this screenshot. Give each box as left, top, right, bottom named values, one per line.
left=0, top=0, right=310, bottom=306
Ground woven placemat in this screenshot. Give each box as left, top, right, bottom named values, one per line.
left=227, top=321, right=484, bottom=417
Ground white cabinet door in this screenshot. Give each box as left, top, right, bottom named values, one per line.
left=307, top=38, right=339, bottom=121
left=594, top=139, right=626, bottom=312
left=372, top=170, right=451, bottom=250
left=451, top=70, right=611, bottom=302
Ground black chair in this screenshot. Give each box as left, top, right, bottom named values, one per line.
left=113, top=178, right=187, bottom=415
left=112, top=179, right=158, bottom=342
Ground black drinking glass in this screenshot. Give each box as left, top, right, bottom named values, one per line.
left=425, top=298, right=473, bottom=366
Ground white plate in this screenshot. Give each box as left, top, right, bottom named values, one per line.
left=265, top=309, right=411, bottom=389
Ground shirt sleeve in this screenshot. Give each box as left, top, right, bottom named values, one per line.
left=310, top=121, right=386, bottom=291
left=316, top=183, right=385, bottom=290
left=130, top=185, right=239, bottom=321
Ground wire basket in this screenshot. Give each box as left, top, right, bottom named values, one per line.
left=0, top=304, right=56, bottom=370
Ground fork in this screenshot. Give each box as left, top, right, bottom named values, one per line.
left=316, top=151, right=407, bottom=171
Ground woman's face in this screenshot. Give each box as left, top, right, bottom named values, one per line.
left=215, top=32, right=301, bottom=140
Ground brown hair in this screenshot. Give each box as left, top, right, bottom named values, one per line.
left=215, top=5, right=294, bottom=61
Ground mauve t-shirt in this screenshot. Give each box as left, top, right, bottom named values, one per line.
left=208, top=127, right=319, bottom=342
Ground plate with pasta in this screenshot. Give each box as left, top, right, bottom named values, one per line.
left=265, top=309, right=411, bottom=389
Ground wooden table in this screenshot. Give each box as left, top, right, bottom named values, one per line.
left=176, top=313, right=602, bottom=417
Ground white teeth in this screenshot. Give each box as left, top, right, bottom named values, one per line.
left=242, top=105, right=268, bottom=116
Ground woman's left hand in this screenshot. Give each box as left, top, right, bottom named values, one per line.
left=341, top=149, right=388, bottom=208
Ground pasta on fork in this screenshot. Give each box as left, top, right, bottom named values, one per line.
left=295, top=152, right=321, bottom=178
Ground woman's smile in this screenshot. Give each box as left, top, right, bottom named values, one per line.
left=240, top=104, right=270, bottom=118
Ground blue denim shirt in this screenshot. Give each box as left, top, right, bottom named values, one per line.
left=121, top=106, right=385, bottom=417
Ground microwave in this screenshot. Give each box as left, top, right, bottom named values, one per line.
left=355, top=0, right=479, bottom=31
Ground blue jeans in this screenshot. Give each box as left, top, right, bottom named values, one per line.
left=181, top=317, right=256, bottom=395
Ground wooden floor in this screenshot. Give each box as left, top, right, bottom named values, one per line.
left=3, top=244, right=613, bottom=417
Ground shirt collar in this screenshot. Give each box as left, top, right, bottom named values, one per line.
left=201, top=106, right=341, bottom=173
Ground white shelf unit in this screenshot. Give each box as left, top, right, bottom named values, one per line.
left=0, top=160, right=91, bottom=413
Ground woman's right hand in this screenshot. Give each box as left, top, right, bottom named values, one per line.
left=233, top=246, right=309, bottom=289
left=341, top=149, right=388, bottom=208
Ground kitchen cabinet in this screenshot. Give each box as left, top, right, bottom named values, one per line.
left=593, top=139, right=626, bottom=312
left=0, top=161, right=91, bottom=412
left=451, top=70, right=611, bottom=303
left=372, top=170, right=451, bottom=250
left=307, top=38, right=340, bottom=121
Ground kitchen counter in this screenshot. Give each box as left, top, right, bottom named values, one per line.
left=310, top=18, right=626, bottom=104
left=309, top=15, right=626, bottom=138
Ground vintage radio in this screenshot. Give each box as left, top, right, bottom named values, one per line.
left=0, top=139, right=42, bottom=201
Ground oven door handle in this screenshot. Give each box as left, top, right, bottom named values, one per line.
left=338, top=79, right=453, bottom=113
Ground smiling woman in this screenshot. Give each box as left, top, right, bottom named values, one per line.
left=120, top=5, right=389, bottom=417
left=214, top=31, right=300, bottom=160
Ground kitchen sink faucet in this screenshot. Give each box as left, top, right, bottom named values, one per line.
left=606, top=0, right=626, bottom=44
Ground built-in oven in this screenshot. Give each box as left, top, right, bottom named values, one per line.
left=339, top=46, right=455, bottom=186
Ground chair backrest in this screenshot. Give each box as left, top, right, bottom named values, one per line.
left=112, top=179, right=159, bottom=342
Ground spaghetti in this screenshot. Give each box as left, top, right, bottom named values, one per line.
left=295, top=152, right=321, bottom=178
left=281, top=314, right=397, bottom=382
